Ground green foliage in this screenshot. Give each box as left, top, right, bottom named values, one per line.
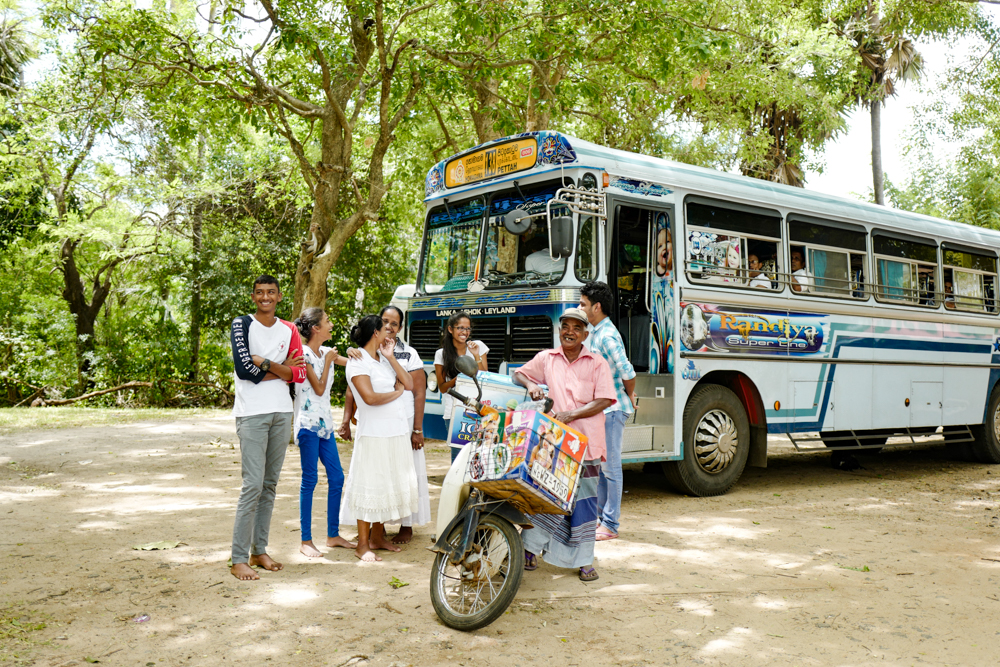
left=1, top=0, right=997, bottom=408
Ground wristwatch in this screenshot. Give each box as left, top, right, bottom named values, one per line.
left=260, top=359, right=271, bottom=373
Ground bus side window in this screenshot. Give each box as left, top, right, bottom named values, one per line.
left=685, top=198, right=782, bottom=289
left=873, top=233, right=938, bottom=305
left=788, top=216, right=867, bottom=298
left=943, top=246, right=998, bottom=313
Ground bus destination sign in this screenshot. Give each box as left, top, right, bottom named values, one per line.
left=445, top=138, right=537, bottom=188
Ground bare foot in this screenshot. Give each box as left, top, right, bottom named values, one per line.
left=327, top=535, right=357, bottom=549
left=355, top=548, right=382, bottom=562
left=230, top=563, right=259, bottom=581
left=248, top=553, right=283, bottom=572
left=391, top=527, right=413, bottom=544
left=370, top=534, right=402, bottom=552
left=300, top=541, right=324, bottom=558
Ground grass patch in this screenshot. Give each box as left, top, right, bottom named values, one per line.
left=0, top=605, right=50, bottom=665
left=0, top=407, right=224, bottom=434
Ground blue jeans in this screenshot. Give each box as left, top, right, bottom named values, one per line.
left=297, top=428, right=344, bottom=542
left=597, top=410, right=629, bottom=534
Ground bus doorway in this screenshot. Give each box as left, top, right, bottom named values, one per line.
left=610, top=201, right=677, bottom=458
left=610, top=204, right=654, bottom=373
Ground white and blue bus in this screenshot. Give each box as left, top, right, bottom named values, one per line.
left=404, top=131, right=1000, bottom=496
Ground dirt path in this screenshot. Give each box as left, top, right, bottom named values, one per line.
left=1, top=410, right=999, bottom=666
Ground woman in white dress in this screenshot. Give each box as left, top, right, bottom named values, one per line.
left=345, top=314, right=418, bottom=562
left=433, top=311, right=489, bottom=462
left=338, top=306, right=431, bottom=544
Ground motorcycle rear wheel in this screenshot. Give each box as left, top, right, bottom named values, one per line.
left=430, top=514, right=524, bottom=631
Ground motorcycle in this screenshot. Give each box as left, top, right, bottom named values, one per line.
left=428, top=355, right=553, bottom=631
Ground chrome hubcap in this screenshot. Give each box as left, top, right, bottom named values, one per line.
left=694, top=409, right=739, bottom=474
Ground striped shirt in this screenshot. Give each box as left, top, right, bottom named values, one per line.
left=584, top=317, right=636, bottom=415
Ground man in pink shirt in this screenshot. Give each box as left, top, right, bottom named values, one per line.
left=514, top=308, right=616, bottom=582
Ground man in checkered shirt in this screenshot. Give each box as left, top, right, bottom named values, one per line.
left=578, top=281, right=636, bottom=541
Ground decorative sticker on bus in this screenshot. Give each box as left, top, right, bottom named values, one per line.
left=445, top=138, right=538, bottom=188
left=680, top=303, right=826, bottom=354
left=536, top=132, right=577, bottom=165
left=608, top=176, right=673, bottom=198
left=650, top=210, right=674, bottom=374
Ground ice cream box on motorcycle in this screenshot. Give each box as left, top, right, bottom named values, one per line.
left=447, top=371, right=531, bottom=449
left=467, top=410, right=588, bottom=516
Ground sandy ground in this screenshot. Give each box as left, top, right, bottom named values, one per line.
left=1, top=409, right=1000, bottom=667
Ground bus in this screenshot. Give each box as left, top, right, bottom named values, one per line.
left=404, top=130, right=1000, bottom=496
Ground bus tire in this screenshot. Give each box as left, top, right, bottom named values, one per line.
left=969, top=389, right=1000, bottom=464
left=663, top=384, right=750, bottom=497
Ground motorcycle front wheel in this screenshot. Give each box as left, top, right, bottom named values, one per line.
left=429, top=513, right=524, bottom=631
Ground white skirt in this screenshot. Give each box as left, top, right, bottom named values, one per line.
left=401, top=447, right=431, bottom=527
left=342, top=433, right=419, bottom=524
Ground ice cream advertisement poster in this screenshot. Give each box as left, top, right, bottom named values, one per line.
left=680, top=303, right=827, bottom=355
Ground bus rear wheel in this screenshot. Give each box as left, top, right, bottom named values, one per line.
left=663, top=384, right=750, bottom=497
left=969, top=389, right=1000, bottom=464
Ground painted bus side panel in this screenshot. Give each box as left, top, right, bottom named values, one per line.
left=678, top=301, right=997, bottom=434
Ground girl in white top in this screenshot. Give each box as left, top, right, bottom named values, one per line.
left=433, top=311, right=489, bottom=461
left=291, top=308, right=355, bottom=558
left=344, top=314, right=418, bottom=562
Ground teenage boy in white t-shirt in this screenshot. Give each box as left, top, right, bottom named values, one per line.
left=229, top=275, right=307, bottom=581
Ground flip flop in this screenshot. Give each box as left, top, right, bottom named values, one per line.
left=579, top=566, right=599, bottom=582
left=524, top=550, right=537, bottom=571
left=595, top=526, right=618, bottom=541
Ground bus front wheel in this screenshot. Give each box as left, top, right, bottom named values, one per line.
left=664, top=384, right=750, bottom=497
left=969, top=389, right=1000, bottom=464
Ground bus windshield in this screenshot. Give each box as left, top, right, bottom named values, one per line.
left=419, top=196, right=486, bottom=292
left=483, top=180, right=568, bottom=287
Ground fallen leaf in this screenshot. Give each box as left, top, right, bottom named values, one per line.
left=388, top=576, right=409, bottom=589
left=132, top=541, right=183, bottom=551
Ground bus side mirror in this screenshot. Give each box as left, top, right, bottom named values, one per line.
left=549, top=214, right=573, bottom=259
left=502, top=207, right=532, bottom=235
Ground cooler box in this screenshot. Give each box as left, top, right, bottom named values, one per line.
left=467, top=409, right=588, bottom=516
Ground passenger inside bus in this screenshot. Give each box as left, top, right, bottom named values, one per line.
left=747, top=254, right=770, bottom=288
left=943, top=278, right=956, bottom=309
left=746, top=239, right=779, bottom=288
left=790, top=247, right=813, bottom=292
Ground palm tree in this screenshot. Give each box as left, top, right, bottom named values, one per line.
left=840, top=4, right=923, bottom=205
left=0, top=16, right=33, bottom=97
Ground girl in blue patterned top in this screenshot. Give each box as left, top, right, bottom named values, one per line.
left=293, top=308, right=355, bottom=557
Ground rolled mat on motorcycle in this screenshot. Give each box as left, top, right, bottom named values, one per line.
left=428, top=355, right=587, bottom=631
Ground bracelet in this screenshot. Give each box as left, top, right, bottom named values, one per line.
left=412, top=429, right=423, bottom=434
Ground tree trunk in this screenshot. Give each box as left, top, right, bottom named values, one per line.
left=871, top=100, right=884, bottom=205
left=292, top=161, right=347, bottom=317
left=60, top=238, right=103, bottom=388
left=188, top=206, right=202, bottom=380
left=471, top=79, right=502, bottom=144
